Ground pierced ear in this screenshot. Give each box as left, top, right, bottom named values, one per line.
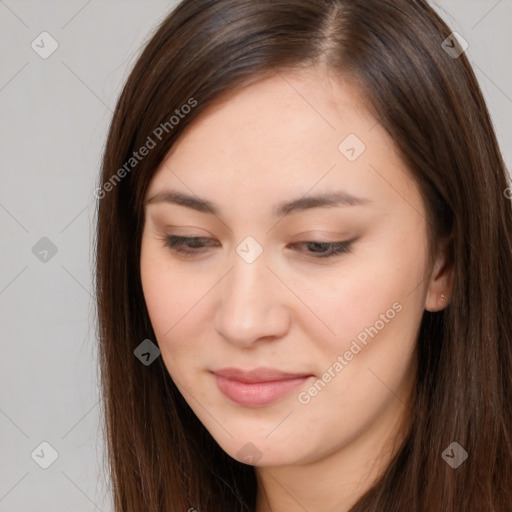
left=425, top=236, right=453, bottom=312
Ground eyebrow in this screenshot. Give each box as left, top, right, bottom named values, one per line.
left=144, top=189, right=371, bottom=217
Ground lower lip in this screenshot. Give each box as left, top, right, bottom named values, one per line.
left=214, top=374, right=311, bottom=407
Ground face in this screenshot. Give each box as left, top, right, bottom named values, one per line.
left=140, top=68, right=442, bottom=470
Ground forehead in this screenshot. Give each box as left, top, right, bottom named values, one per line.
left=168, top=69, right=375, bottom=158
left=146, top=69, right=421, bottom=218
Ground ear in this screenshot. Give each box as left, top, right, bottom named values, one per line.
left=425, top=235, right=453, bottom=312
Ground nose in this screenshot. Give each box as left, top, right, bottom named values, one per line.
left=213, top=247, right=291, bottom=347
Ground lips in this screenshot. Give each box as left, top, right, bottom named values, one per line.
left=213, top=367, right=311, bottom=382
left=212, top=367, right=313, bottom=407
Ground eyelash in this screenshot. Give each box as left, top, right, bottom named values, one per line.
left=162, top=236, right=354, bottom=259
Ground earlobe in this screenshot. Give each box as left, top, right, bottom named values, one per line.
left=425, top=290, right=449, bottom=312
left=425, top=284, right=450, bottom=313
left=424, top=243, right=453, bottom=312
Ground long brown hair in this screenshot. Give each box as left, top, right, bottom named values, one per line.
left=95, top=1, right=512, bottom=510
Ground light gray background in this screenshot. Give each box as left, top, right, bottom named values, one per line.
left=0, top=1, right=511, bottom=510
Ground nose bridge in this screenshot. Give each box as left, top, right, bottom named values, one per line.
left=231, top=251, right=265, bottom=302
left=228, top=234, right=270, bottom=301
left=213, top=237, right=289, bottom=344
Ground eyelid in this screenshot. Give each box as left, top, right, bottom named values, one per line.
left=162, top=235, right=355, bottom=259
left=162, top=225, right=213, bottom=237
left=288, top=239, right=355, bottom=259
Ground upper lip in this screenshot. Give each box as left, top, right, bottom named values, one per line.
left=212, top=367, right=313, bottom=383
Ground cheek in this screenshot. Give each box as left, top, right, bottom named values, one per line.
left=303, top=227, right=428, bottom=362
left=140, top=241, right=209, bottom=359
left=290, top=250, right=422, bottom=454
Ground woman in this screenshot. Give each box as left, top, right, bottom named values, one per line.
left=95, top=0, right=512, bottom=510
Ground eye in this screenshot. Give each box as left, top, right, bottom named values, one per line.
left=163, top=236, right=354, bottom=259
left=163, top=236, right=219, bottom=255
left=289, top=240, right=354, bottom=258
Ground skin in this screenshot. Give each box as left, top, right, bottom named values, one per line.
left=140, top=68, right=452, bottom=512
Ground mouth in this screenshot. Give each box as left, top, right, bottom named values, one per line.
left=211, top=367, right=314, bottom=407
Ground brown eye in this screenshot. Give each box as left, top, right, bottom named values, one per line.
left=164, top=236, right=218, bottom=255
left=289, top=240, right=354, bottom=258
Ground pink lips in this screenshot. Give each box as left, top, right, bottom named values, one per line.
left=212, top=367, right=313, bottom=407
